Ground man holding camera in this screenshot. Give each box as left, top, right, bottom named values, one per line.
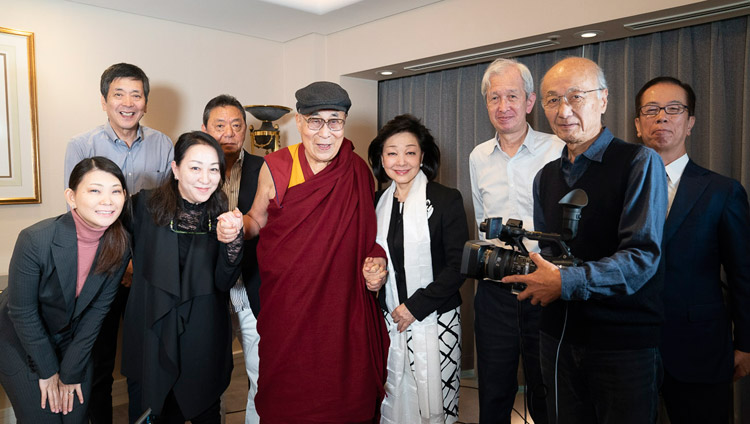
left=469, top=58, right=563, bottom=424
left=635, top=76, right=750, bottom=423
left=502, top=57, right=668, bottom=423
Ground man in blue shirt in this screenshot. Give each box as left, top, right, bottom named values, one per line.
left=503, top=57, right=667, bottom=423
left=64, top=63, right=173, bottom=424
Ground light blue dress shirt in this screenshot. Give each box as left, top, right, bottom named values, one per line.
left=64, top=121, right=173, bottom=194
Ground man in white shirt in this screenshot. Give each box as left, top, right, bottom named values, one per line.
left=202, top=94, right=265, bottom=424
left=635, top=76, right=750, bottom=423
left=469, top=58, right=563, bottom=424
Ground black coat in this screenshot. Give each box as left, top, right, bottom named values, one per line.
left=376, top=181, right=469, bottom=320
left=121, top=191, right=243, bottom=417
left=237, top=150, right=264, bottom=316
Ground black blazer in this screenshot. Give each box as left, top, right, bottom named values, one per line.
left=0, top=213, right=129, bottom=384
left=376, top=181, right=469, bottom=320
left=237, top=150, right=264, bottom=316
left=660, top=160, right=750, bottom=383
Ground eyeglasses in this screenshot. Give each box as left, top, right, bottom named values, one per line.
left=303, top=116, right=345, bottom=131
left=169, top=216, right=212, bottom=235
left=638, top=104, right=688, bottom=117
left=542, top=88, right=605, bottom=110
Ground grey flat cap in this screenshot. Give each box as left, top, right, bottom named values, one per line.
left=295, top=81, right=351, bottom=115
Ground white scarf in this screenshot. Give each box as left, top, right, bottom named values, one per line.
left=376, top=170, right=444, bottom=423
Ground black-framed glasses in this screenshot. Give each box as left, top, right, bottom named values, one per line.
left=542, top=88, right=605, bottom=110
left=303, top=116, right=345, bottom=131
left=638, top=104, right=688, bottom=117
left=169, top=217, right=212, bottom=235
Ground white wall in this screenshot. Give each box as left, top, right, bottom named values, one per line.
left=0, top=0, right=283, bottom=273
left=0, top=0, right=702, bottom=273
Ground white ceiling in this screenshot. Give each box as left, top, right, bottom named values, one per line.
left=65, top=0, right=443, bottom=43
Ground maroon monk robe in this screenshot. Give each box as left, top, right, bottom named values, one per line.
left=255, top=139, right=389, bottom=423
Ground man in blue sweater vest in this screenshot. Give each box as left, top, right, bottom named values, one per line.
left=502, top=57, right=668, bottom=423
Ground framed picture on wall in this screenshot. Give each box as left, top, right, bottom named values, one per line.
left=0, top=26, right=40, bottom=205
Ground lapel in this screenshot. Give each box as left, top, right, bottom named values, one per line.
left=663, top=160, right=710, bottom=244
left=50, top=213, right=78, bottom=312
left=143, top=219, right=181, bottom=298
left=72, top=244, right=109, bottom=319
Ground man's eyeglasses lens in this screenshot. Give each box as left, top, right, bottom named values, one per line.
left=639, top=104, right=688, bottom=117
left=543, top=88, right=604, bottom=110
left=305, top=117, right=345, bottom=131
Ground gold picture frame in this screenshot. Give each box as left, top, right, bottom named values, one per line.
left=0, top=26, right=40, bottom=204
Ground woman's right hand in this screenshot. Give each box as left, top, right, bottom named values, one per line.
left=39, top=373, right=61, bottom=413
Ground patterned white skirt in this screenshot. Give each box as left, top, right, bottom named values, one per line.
left=382, top=307, right=462, bottom=423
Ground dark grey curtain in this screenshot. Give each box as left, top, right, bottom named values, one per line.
left=378, top=15, right=750, bottom=419
left=379, top=15, right=750, bottom=214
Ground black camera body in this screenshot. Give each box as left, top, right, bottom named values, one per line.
left=460, top=189, right=588, bottom=294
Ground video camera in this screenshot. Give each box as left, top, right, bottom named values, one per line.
left=460, top=189, right=588, bottom=294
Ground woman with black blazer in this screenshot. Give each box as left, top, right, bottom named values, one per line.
left=366, top=114, right=469, bottom=423
left=0, top=157, right=131, bottom=423
left=121, top=131, right=244, bottom=424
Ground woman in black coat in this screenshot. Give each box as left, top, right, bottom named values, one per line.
left=366, top=114, right=469, bottom=423
left=0, top=157, right=131, bottom=423
left=121, top=131, right=243, bottom=424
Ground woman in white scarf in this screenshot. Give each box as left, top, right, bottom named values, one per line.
left=364, top=114, right=470, bottom=423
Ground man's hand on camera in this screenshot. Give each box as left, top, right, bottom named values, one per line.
left=501, top=252, right=562, bottom=306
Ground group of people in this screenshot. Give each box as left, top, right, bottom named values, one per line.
left=0, top=54, right=747, bottom=424
left=470, top=57, right=750, bottom=424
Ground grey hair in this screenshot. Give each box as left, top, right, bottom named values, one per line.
left=593, top=62, right=608, bottom=98
left=480, top=58, right=534, bottom=99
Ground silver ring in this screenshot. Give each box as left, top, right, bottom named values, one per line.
left=68, top=391, right=74, bottom=394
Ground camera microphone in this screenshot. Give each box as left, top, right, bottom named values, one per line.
left=558, top=189, right=588, bottom=241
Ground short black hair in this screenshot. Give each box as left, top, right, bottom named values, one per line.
left=635, top=76, right=696, bottom=117
left=368, top=114, right=441, bottom=183
left=100, top=63, right=150, bottom=102
left=203, top=94, right=247, bottom=126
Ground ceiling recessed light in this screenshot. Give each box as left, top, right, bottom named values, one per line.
left=377, top=70, right=395, bottom=76
left=257, top=0, right=363, bottom=15
left=575, top=30, right=604, bottom=39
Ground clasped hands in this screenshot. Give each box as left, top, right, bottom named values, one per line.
left=361, top=257, right=416, bottom=332
left=38, top=373, right=82, bottom=415
left=362, top=257, right=387, bottom=292
left=216, top=208, right=244, bottom=243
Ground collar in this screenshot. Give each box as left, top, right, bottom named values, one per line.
left=483, top=123, right=542, bottom=156
left=665, top=153, right=689, bottom=183
left=562, top=126, right=614, bottom=164
left=104, top=121, right=143, bottom=145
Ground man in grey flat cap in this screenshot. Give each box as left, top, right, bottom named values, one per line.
left=218, top=81, right=389, bottom=422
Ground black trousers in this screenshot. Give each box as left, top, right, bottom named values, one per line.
left=474, top=280, right=548, bottom=424
left=661, top=370, right=731, bottom=424
left=88, top=284, right=129, bottom=424
left=0, top=360, right=92, bottom=424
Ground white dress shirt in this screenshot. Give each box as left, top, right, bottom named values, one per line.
left=469, top=124, right=564, bottom=251
left=665, top=153, right=689, bottom=215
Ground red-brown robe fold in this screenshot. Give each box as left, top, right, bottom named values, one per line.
left=256, top=139, right=388, bottom=423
